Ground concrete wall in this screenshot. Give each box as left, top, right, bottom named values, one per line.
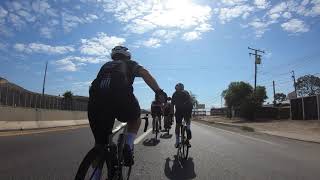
left=0, top=106, right=87, bottom=121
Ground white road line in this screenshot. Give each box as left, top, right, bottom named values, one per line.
left=193, top=121, right=278, bottom=146
left=134, top=128, right=152, bottom=145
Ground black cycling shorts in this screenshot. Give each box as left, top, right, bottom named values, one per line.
left=151, top=111, right=162, bottom=118
left=175, top=109, right=192, bottom=124
left=88, top=93, right=140, bottom=145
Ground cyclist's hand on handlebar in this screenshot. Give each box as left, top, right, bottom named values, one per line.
left=155, top=89, right=167, bottom=103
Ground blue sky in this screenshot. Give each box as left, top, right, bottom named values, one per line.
left=0, top=0, right=320, bottom=109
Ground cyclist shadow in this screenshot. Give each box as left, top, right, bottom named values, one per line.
left=142, top=138, right=160, bottom=146
left=160, top=133, right=173, bottom=139
left=164, top=156, right=197, bottom=180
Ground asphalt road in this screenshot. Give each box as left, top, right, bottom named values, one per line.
left=1, top=119, right=320, bottom=180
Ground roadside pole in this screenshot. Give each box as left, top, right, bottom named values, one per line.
left=317, top=95, right=320, bottom=120
left=302, top=97, right=305, bottom=120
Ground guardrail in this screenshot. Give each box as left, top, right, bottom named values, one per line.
left=0, top=83, right=87, bottom=111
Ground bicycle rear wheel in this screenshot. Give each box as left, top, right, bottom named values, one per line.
left=117, top=133, right=132, bottom=180
left=75, top=147, right=111, bottom=180
left=155, top=117, right=159, bottom=140
left=181, top=126, right=189, bottom=160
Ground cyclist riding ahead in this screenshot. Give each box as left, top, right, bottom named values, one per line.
left=172, top=83, right=193, bottom=148
left=163, top=97, right=174, bottom=131
left=151, top=98, right=163, bottom=133
left=88, top=46, right=167, bottom=171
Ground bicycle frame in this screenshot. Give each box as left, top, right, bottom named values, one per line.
left=89, top=123, right=129, bottom=180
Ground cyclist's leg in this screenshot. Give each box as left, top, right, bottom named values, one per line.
left=117, top=95, right=141, bottom=150
left=175, top=112, right=183, bottom=147
left=158, top=114, right=162, bottom=130
left=116, top=94, right=141, bottom=166
left=151, top=115, right=156, bottom=133
left=88, top=102, right=115, bottom=179
left=183, top=109, right=192, bottom=140
left=88, top=103, right=115, bottom=146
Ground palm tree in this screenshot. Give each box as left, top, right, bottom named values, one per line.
left=189, top=91, right=198, bottom=108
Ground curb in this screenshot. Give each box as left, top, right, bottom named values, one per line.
left=259, top=131, right=320, bottom=145
left=0, top=124, right=89, bottom=132
left=0, top=120, right=89, bottom=132
left=194, top=119, right=320, bottom=145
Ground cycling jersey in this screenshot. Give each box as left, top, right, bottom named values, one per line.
left=172, top=90, right=193, bottom=111
left=88, top=59, right=143, bottom=144
left=151, top=100, right=162, bottom=117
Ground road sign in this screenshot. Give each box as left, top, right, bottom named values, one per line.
left=196, top=104, right=205, bottom=109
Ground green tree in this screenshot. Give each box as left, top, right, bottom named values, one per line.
left=255, top=86, right=268, bottom=105
left=222, top=81, right=253, bottom=108
left=222, top=82, right=267, bottom=120
left=274, top=93, right=286, bottom=103
left=296, top=74, right=320, bottom=96
left=189, top=91, right=198, bottom=108
left=63, top=91, right=73, bottom=99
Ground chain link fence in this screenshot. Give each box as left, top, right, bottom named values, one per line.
left=0, top=82, right=88, bottom=111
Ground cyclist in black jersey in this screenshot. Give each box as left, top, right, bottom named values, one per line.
left=172, top=83, right=193, bottom=148
left=151, top=99, right=163, bottom=132
left=88, top=46, right=167, bottom=168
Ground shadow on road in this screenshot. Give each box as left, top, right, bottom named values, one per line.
left=164, top=156, right=196, bottom=180
left=142, top=138, right=160, bottom=146
left=160, top=133, right=173, bottom=139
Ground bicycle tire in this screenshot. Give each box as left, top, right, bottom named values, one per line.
left=74, top=147, right=111, bottom=180
left=155, top=117, right=159, bottom=140
left=117, top=133, right=132, bottom=180
left=181, top=126, right=189, bottom=160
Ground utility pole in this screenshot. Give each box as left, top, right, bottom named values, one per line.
left=291, top=70, right=297, bottom=98
left=42, top=61, right=48, bottom=96
left=248, top=47, right=265, bottom=91
left=273, top=80, right=276, bottom=105
left=41, top=61, right=48, bottom=108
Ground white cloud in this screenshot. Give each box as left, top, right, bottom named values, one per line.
left=269, top=13, right=281, bottom=20
left=55, top=58, right=78, bottom=72
left=8, top=13, right=26, bottom=28
left=40, top=27, right=53, bottom=38
left=80, top=32, right=126, bottom=56
left=248, top=18, right=276, bottom=37
left=282, top=12, right=292, bottom=19
left=16, top=10, right=36, bottom=22
left=219, top=5, right=254, bottom=23
left=152, top=30, right=179, bottom=43
left=221, top=0, right=248, bottom=6
left=55, top=56, right=107, bottom=72
left=269, top=2, right=287, bottom=14
left=254, top=0, right=269, bottom=9
left=102, top=0, right=212, bottom=42
left=0, top=6, right=8, bottom=19
left=14, top=43, right=75, bottom=54
left=308, top=0, right=320, bottom=16
left=182, top=31, right=201, bottom=41
left=142, top=38, right=161, bottom=48
left=281, top=19, right=309, bottom=33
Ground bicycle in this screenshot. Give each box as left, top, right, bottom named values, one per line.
left=176, top=119, right=190, bottom=161
left=75, top=118, right=148, bottom=180
left=152, top=115, right=161, bottom=141
left=163, top=115, right=172, bottom=135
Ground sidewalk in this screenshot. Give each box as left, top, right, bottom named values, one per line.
left=0, top=120, right=89, bottom=131
left=194, top=116, right=320, bottom=144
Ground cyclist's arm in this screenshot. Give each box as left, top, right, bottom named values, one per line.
left=138, top=68, right=161, bottom=92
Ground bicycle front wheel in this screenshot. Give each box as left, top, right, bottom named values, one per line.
left=74, top=147, right=112, bottom=180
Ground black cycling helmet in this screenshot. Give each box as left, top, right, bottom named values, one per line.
left=111, top=45, right=131, bottom=60
left=175, top=83, right=184, bottom=91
